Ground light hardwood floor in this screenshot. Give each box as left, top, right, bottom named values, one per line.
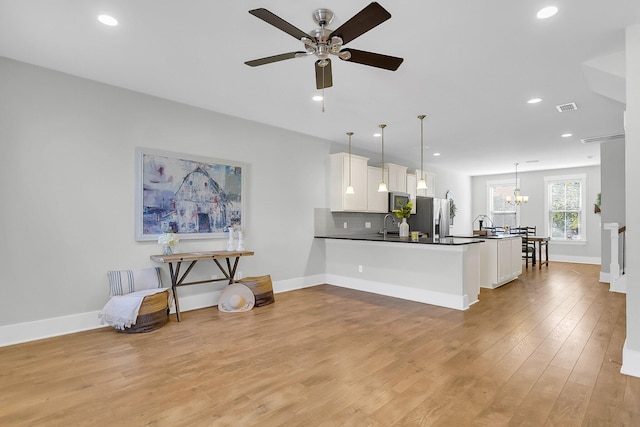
left=1, top=262, right=639, bottom=426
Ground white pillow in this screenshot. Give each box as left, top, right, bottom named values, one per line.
left=107, top=267, right=162, bottom=296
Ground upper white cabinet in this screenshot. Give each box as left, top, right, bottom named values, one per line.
left=386, top=163, right=407, bottom=193
left=367, top=166, right=388, bottom=213
left=405, top=173, right=417, bottom=214
left=415, top=169, right=436, bottom=197
left=330, top=153, right=368, bottom=212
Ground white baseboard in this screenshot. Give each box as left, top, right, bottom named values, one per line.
left=621, top=339, right=640, bottom=378
left=325, top=274, right=470, bottom=311
left=273, top=274, right=325, bottom=293
left=0, top=275, right=326, bottom=348
left=0, top=311, right=106, bottom=348
left=550, top=255, right=601, bottom=265
left=599, top=271, right=610, bottom=283
left=610, top=274, right=627, bottom=294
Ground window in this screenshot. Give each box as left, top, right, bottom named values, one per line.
left=545, top=174, right=586, bottom=241
left=487, top=180, right=518, bottom=228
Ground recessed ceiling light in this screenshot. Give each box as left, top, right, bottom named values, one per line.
left=561, top=133, right=573, bottom=138
left=537, top=6, right=558, bottom=19
left=98, top=14, right=118, bottom=26
left=373, top=133, right=381, bottom=137
left=527, top=98, right=542, bottom=104
left=433, top=152, right=441, bottom=157
left=312, top=95, right=323, bottom=102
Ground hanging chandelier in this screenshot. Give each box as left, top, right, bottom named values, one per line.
left=505, top=162, right=529, bottom=205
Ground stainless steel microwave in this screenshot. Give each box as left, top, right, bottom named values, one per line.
left=389, top=192, right=410, bottom=213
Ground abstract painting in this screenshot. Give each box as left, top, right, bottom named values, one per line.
left=135, top=148, right=245, bottom=240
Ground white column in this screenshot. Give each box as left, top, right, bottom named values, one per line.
left=604, top=222, right=621, bottom=286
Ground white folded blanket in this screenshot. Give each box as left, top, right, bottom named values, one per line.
left=99, top=288, right=172, bottom=330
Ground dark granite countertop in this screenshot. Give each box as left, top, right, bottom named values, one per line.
left=315, top=234, right=483, bottom=246
left=452, top=234, right=521, bottom=240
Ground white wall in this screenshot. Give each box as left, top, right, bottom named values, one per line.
left=471, top=166, right=601, bottom=264
left=599, top=139, right=626, bottom=274
left=0, top=58, right=329, bottom=330
left=622, top=24, right=640, bottom=377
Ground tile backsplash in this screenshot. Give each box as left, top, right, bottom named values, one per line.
left=314, top=208, right=397, bottom=235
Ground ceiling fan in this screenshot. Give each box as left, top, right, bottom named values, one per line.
left=244, top=2, right=404, bottom=89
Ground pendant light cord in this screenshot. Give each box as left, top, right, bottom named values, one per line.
left=419, top=115, right=425, bottom=181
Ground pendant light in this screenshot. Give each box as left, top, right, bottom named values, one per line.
left=505, top=162, right=529, bottom=205
left=345, top=132, right=355, bottom=194
left=417, top=115, right=428, bottom=190
left=378, top=124, right=388, bottom=192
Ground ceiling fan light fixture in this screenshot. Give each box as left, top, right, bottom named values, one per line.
left=338, top=51, right=352, bottom=61
left=317, top=44, right=329, bottom=59
left=329, top=36, right=343, bottom=53
left=245, top=3, right=403, bottom=89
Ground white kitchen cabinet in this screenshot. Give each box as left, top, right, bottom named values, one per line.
left=479, top=236, right=522, bottom=289
left=330, top=153, right=368, bottom=212
left=415, top=169, right=436, bottom=197
left=405, top=173, right=417, bottom=214
left=367, top=166, right=388, bottom=213
left=386, top=163, right=407, bottom=192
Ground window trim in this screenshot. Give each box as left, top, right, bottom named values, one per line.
left=487, top=178, right=519, bottom=227
left=544, top=173, right=587, bottom=242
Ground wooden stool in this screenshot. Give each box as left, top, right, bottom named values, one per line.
left=116, top=291, right=169, bottom=334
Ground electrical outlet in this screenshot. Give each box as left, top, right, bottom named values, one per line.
left=365, top=222, right=371, bottom=229
left=236, top=271, right=243, bottom=280
left=358, top=265, right=363, bottom=273
left=343, top=222, right=348, bottom=229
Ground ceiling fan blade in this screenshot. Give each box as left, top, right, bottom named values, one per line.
left=339, top=49, right=403, bottom=71
left=315, top=59, right=333, bottom=89
left=249, top=8, right=310, bottom=41
left=330, top=2, right=391, bottom=45
left=245, top=52, right=306, bottom=67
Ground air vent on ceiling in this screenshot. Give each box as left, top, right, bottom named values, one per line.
left=556, top=102, right=578, bottom=112
left=580, top=133, right=625, bottom=144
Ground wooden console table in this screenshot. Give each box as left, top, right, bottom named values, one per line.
left=150, top=250, right=254, bottom=321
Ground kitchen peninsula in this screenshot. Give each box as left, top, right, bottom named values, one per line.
left=315, top=234, right=483, bottom=310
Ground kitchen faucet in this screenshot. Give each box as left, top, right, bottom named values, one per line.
left=383, top=213, right=396, bottom=237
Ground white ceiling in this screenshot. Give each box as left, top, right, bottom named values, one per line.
left=1, top=1, right=639, bottom=176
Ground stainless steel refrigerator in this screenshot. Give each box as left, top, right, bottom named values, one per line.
left=407, top=196, right=450, bottom=238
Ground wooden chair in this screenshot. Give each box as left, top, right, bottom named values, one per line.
left=511, top=227, right=536, bottom=268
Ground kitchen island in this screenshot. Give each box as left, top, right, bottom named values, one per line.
left=315, top=234, right=483, bottom=310
left=453, top=234, right=523, bottom=289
